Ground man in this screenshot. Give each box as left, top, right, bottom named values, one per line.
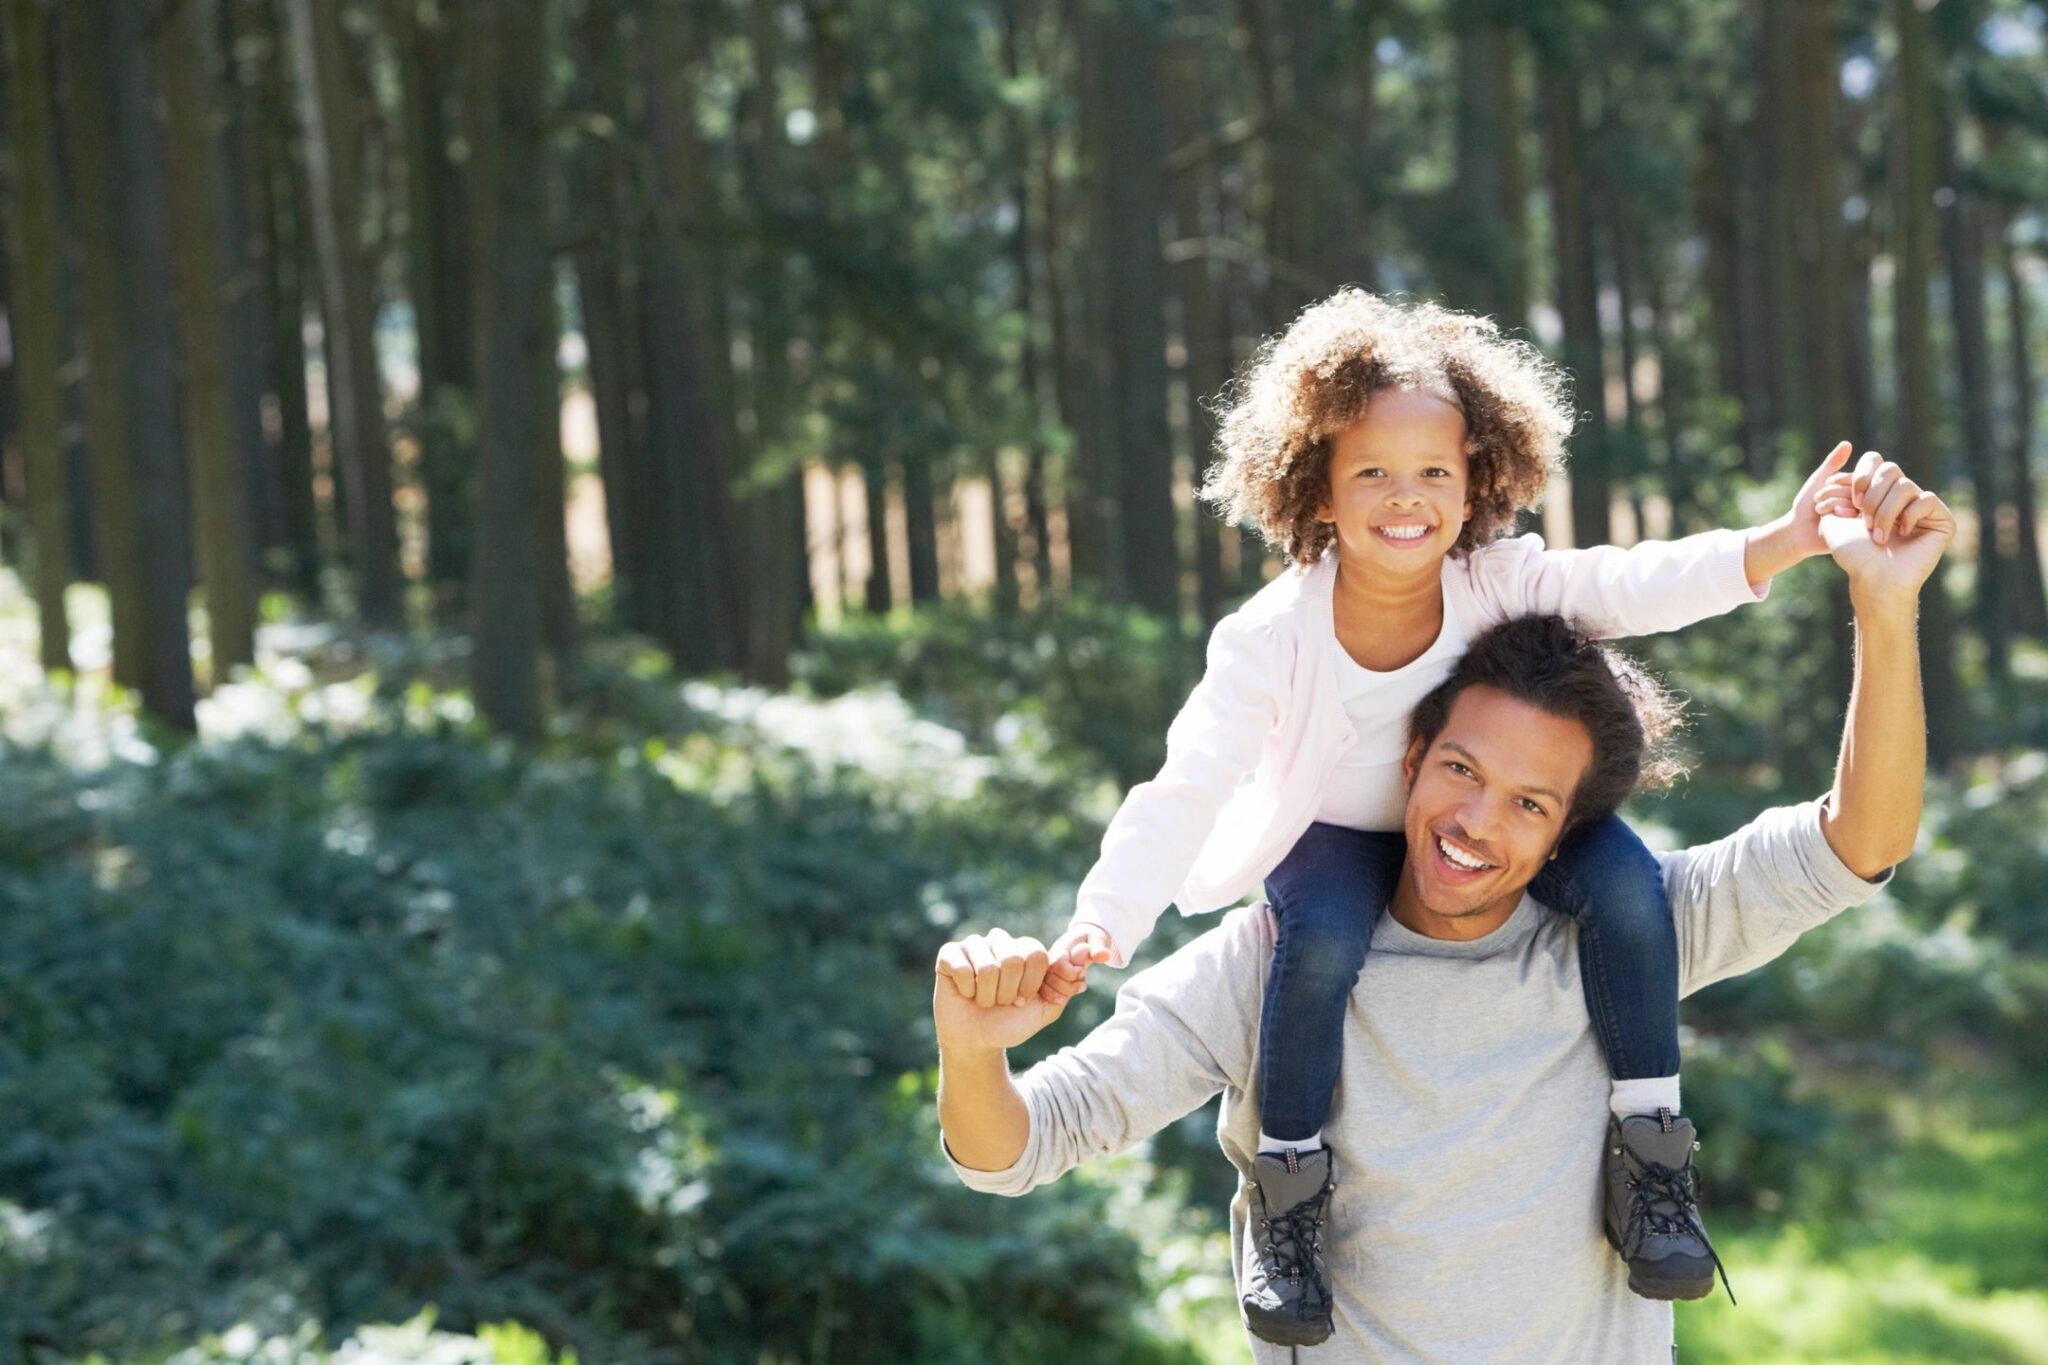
left=932, top=459, right=1947, bottom=1362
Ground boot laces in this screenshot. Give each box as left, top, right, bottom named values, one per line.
left=1258, top=1187, right=1331, bottom=1287
left=1628, top=1157, right=1736, bottom=1305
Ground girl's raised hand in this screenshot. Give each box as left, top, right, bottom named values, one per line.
left=1784, top=441, right=1856, bottom=556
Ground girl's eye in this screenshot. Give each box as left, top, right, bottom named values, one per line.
left=1425, top=467, right=1452, bottom=478
left=1357, top=468, right=1384, bottom=478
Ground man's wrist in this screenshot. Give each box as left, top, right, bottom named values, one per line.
left=1848, top=584, right=1922, bottom=624
left=939, top=1039, right=1008, bottom=1068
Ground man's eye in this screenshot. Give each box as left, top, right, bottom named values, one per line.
left=1446, top=761, right=1473, bottom=777
left=1519, top=798, right=1546, bottom=815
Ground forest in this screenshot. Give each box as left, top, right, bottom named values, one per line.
left=0, top=0, right=2045, bottom=1360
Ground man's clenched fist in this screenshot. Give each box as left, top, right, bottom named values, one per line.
left=933, top=928, right=1070, bottom=1054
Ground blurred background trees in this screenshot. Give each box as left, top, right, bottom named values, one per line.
left=1, top=1, right=2047, bottom=1361
left=0, top=0, right=2039, bottom=765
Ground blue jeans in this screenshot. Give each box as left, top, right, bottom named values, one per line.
left=1256, top=815, right=1680, bottom=1141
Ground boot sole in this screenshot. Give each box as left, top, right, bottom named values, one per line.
left=1242, top=1302, right=1334, bottom=1347
left=1627, top=1272, right=1715, bottom=1302
left=1607, top=1224, right=1715, bottom=1301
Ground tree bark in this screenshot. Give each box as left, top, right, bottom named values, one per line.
left=1163, top=32, right=1236, bottom=626
left=1936, top=111, right=2010, bottom=680
left=1088, top=0, right=1178, bottom=619
left=282, top=0, right=401, bottom=627
left=1892, top=0, right=1961, bottom=765
left=1996, top=214, right=2048, bottom=637
left=465, top=0, right=553, bottom=737
left=641, top=0, right=741, bottom=670
left=1539, top=63, right=1608, bottom=546
left=391, top=0, right=475, bottom=609
left=97, top=0, right=197, bottom=729
left=60, top=0, right=147, bottom=687
left=162, top=0, right=257, bottom=678
left=2, top=0, right=74, bottom=672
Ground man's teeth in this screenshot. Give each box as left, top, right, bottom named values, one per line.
left=1379, top=524, right=1430, bottom=540
left=1438, top=836, right=1491, bottom=871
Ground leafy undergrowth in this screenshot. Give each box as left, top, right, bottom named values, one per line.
left=1673, top=1084, right=2048, bottom=1364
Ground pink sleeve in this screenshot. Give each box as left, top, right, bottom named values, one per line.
left=1071, top=615, right=1284, bottom=964
left=1462, top=528, right=1768, bottom=640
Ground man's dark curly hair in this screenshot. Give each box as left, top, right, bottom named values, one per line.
left=1407, top=615, right=1687, bottom=830
left=1199, top=289, right=1576, bottom=567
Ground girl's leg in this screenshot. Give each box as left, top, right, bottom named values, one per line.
left=1527, top=813, right=1681, bottom=1093
left=1256, top=823, right=1408, bottom=1145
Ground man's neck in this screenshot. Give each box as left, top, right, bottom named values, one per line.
left=1386, top=858, right=1525, bottom=941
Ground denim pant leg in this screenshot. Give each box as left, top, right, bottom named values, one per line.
left=1257, top=823, right=1408, bottom=1140
left=1527, top=812, right=1681, bottom=1080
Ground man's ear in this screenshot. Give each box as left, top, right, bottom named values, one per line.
left=1401, top=735, right=1425, bottom=786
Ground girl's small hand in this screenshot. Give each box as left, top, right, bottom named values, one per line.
left=1040, top=923, right=1118, bottom=1005
left=1785, top=441, right=1855, bottom=556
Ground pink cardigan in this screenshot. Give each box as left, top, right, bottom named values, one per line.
left=1073, top=529, right=1768, bottom=964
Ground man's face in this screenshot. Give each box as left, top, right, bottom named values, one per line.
left=1397, top=686, right=1595, bottom=935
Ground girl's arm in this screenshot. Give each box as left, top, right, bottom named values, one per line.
left=1067, top=613, right=1284, bottom=966
left=1474, top=442, right=1852, bottom=640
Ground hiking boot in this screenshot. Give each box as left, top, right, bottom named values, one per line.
left=1603, top=1109, right=1732, bottom=1303
left=1240, top=1146, right=1336, bottom=1346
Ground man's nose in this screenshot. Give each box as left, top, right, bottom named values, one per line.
left=1456, top=793, right=1504, bottom=846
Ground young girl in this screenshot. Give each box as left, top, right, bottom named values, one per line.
left=1027, top=290, right=1849, bottom=1344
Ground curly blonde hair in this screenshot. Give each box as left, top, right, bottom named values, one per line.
left=1199, top=289, right=1576, bottom=567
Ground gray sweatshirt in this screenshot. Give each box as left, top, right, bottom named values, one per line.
left=944, top=799, right=1891, bottom=1363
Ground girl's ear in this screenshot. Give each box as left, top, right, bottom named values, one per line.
left=1461, top=499, right=1472, bottom=523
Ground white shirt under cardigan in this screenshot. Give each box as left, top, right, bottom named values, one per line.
left=953, top=799, right=1892, bottom=1363
left=1072, top=529, right=1769, bottom=966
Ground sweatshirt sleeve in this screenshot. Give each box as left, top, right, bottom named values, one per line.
left=1070, top=613, right=1285, bottom=964
left=1464, top=528, right=1767, bottom=641
left=942, top=908, right=1263, bottom=1196
left=1667, top=798, right=1895, bottom=998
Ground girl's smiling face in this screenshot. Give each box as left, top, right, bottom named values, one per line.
left=1316, top=388, right=1473, bottom=573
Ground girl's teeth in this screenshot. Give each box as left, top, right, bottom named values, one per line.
left=1380, top=525, right=1429, bottom=540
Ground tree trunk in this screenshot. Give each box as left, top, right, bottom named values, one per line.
left=737, top=0, right=805, bottom=678
left=162, top=0, right=257, bottom=679
left=1055, top=0, right=1119, bottom=596
left=1163, top=33, right=1235, bottom=626
left=3, top=0, right=74, bottom=672
left=1451, top=19, right=1525, bottom=328
left=1892, top=0, right=1961, bottom=765
left=1936, top=112, right=2010, bottom=681
left=464, top=0, right=552, bottom=737
left=1540, top=63, right=1608, bottom=546
left=96, top=0, right=196, bottom=729
left=282, top=0, right=401, bottom=627
left=218, top=0, right=288, bottom=589
left=642, top=1, right=740, bottom=670
left=391, top=0, right=475, bottom=611
left=248, top=0, right=321, bottom=599
left=1089, top=0, right=1177, bottom=620
left=61, top=0, right=147, bottom=687
left=1996, top=214, right=2048, bottom=637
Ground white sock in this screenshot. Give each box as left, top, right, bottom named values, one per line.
left=1609, top=1075, right=1681, bottom=1119
left=1258, top=1128, right=1323, bottom=1154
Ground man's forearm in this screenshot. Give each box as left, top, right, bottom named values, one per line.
left=1821, top=591, right=1925, bottom=877
left=938, top=1044, right=1031, bottom=1172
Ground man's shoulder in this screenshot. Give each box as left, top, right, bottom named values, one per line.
left=1132, top=904, right=1275, bottom=995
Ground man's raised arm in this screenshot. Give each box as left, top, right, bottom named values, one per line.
left=1815, top=455, right=1955, bottom=878
left=932, top=916, right=1260, bottom=1194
